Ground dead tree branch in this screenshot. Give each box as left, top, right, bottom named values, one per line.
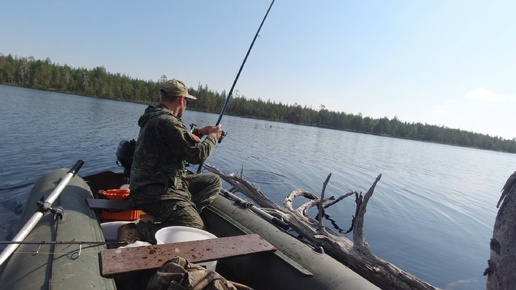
left=324, top=191, right=356, bottom=208
left=203, top=164, right=439, bottom=290
left=317, top=173, right=332, bottom=232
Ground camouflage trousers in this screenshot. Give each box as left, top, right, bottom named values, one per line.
left=135, top=173, right=221, bottom=244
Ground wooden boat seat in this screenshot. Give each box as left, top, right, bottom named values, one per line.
left=100, top=234, right=276, bottom=276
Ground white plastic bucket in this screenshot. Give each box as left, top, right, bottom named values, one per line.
left=155, top=226, right=218, bottom=271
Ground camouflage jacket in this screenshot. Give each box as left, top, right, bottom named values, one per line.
left=129, top=104, right=217, bottom=205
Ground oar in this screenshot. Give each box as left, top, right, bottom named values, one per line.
left=0, top=160, right=84, bottom=266
left=197, top=0, right=275, bottom=173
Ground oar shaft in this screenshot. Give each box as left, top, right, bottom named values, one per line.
left=0, top=160, right=84, bottom=266
left=38, top=160, right=84, bottom=208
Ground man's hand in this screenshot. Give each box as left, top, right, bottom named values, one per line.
left=204, top=124, right=223, bottom=140
left=198, top=125, right=218, bottom=135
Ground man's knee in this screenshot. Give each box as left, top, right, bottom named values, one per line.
left=206, top=174, right=221, bottom=191
left=171, top=205, right=204, bottom=229
left=173, top=216, right=204, bottom=229
left=213, top=175, right=222, bottom=189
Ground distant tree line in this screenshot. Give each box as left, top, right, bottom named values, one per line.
left=1, top=53, right=515, bottom=153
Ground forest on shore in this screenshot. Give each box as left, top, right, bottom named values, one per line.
left=1, top=53, right=515, bottom=153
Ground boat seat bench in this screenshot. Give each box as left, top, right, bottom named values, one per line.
left=86, top=198, right=134, bottom=211
left=100, top=234, right=276, bottom=276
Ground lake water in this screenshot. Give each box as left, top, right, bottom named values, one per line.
left=1, top=85, right=515, bottom=289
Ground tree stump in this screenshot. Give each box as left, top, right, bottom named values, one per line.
left=485, top=171, right=516, bottom=289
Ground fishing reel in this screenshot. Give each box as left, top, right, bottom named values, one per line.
left=218, top=131, right=227, bottom=143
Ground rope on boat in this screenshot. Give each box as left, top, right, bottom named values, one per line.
left=48, top=208, right=58, bottom=290
left=0, top=242, right=111, bottom=260
left=4, top=248, right=101, bottom=257
left=0, top=240, right=123, bottom=257
left=0, top=204, right=120, bottom=258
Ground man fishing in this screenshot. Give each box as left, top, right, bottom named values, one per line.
left=118, top=79, right=223, bottom=244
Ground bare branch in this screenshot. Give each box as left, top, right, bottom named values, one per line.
left=298, top=196, right=335, bottom=217
left=353, top=174, right=381, bottom=251
left=203, top=165, right=438, bottom=290
left=285, top=189, right=318, bottom=211
left=324, top=191, right=356, bottom=209
left=318, top=173, right=332, bottom=232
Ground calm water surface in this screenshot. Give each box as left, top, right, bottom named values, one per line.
left=1, top=85, right=515, bottom=289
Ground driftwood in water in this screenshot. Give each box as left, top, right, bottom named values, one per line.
left=203, top=164, right=439, bottom=290
left=485, top=171, right=516, bottom=289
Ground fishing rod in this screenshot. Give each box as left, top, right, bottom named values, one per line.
left=214, top=0, right=275, bottom=126
left=220, top=188, right=289, bottom=231
left=197, top=0, right=275, bottom=173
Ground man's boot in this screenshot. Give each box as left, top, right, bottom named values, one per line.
left=117, top=223, right=143, bottom=245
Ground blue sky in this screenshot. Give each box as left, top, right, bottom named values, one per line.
left=2, top=1, right=515, bottom=139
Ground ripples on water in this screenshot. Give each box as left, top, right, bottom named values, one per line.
left=1, top=85, right=515, bottom=289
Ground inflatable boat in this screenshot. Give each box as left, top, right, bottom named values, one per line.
left=0, top=160, right=378, bottom=290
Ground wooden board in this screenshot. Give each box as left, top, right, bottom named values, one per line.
left=86, top=198, right=133, bottom=211
left=101, top=234, right=276, bottom=276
